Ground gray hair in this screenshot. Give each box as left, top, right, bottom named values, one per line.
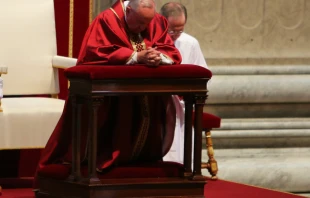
left=160, top=2, right=187, bottom=21
left=128, top=0, right=155, bottom=11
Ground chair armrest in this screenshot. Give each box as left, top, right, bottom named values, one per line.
left=0, top=76, right=3, bottom=112
left=0, top=66, right=8, bottom=75
left=0, top=66, right=7, bottom=100
left=0, top=77, right=3, bottom=99
left=52, top=55, right=77, bottom=69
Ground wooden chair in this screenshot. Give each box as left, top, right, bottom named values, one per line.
left=35, top=64, right=212, bottom=198
left=0, top=0, right=76, bottom=150
left=201, top=112, right=221, bottom=180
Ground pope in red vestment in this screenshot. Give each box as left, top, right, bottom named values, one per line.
left=36, top=0, right=182, bottom=175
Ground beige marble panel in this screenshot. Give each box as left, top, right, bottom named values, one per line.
left=161, top=0, right=310, bottom=60
left=188, top=0, right=310, bottom=59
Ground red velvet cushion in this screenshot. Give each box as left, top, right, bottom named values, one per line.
left=38, top=161, right=184, bottom=180
left=64, top=64, right=212, bottom=80
left=193, top=112, right=221, bottom=129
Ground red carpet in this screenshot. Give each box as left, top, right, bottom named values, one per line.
left=205, top=179, right=304, bottom=198
left=0, top=150, right=304, bottom=197
left=0, top=179, right=304, bottom=198
left=0, top=189, right=34, bottom=198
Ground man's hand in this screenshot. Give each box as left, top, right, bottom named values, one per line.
left=137, top=47, right=162, bottom=67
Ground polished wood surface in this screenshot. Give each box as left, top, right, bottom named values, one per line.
left=37, top=177, right=205, bottom=198
left=37, top=73, right=210, bottom=198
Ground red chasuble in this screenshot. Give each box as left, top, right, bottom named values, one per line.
left=37, top=0, right=182, bottom=174
left=76, top=0, right=181, bottom=65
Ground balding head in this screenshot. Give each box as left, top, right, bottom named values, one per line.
left=160, top=2, right=187, bottom=22
left=128, top=0, right=155, bottom=11
left=160, top=2, right=187, bottom=41
left=126, top=0, right=156, bottom=33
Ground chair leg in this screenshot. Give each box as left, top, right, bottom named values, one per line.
left=201, top=129, right=218, bottom=180
left=0, top=99, right=3, bottom=112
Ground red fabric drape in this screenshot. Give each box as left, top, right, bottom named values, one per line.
left=54, top=0, right=91, bottom=99
left=73, top=0, right=90, bottom=58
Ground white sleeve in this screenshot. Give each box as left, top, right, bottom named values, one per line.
left=126, top=52, right=174, bottom=65
left=126, top=52, right=138, bottom=65
left=192, top=40, right=208, bottom=68
left=191, top=40, right=210, bottom=86
left=160, top=53, right=173, bottom=65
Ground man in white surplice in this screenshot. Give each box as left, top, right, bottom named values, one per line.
left=160, top=2, right=208, bottom=164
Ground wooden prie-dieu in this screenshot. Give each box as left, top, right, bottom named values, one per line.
left=36, top=64, right=212, bottom=198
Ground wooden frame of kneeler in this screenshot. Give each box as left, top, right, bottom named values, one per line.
left=36, top=64, right=212, bottom=198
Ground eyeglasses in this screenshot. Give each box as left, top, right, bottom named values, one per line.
left=168, top=30, right=183, bottom=35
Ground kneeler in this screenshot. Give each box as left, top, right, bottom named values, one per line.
left=36, top=64, right=212, bottom=198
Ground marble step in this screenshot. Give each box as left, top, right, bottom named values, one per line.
left=206, top=118, right=310, bottom=148
left=207, top=74, right=310, bottom=104
left=209, top=129, right=310, bottom=148
left=201, top=148, right=310, bottom=193
left=216, top=118, right=310, bottom=130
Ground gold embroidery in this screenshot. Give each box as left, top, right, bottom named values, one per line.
left=110, top=8, right=120, bottom=20
left=89, top=0, right=93, bottom=25
left=69, top=0, right=74, bottom=58
left=120, top=0, right=125, bottom=13
left=111, top=0, right=125, bottom=21
left=130, top=34, right=146, bottom=52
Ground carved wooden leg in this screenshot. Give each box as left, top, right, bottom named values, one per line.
left=0, top=99, right=3, bottom=112
left=85, top=98, right=101, bottom=184
left=68, top=95, right=81, bottom=181
left=75, top=99, right=82, bottom=180
left=192, top=95, right=207, bottom=181
left=201, top=130, right=218, bottom=180
left=183, top=95, right=194, bottom=178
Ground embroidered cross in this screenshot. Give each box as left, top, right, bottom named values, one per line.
left=131, top=34, right=144, bottom=52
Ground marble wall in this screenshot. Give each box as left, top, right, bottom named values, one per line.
left=93, top=0, right=310, bottom=66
